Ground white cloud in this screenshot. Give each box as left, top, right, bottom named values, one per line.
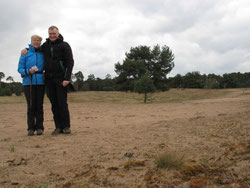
left=0, top=0, right=249, bottom=82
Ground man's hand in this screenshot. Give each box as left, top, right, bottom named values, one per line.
left=21, top=48, right=27, bottom=56
left=62, top=80, right=70, bottom=87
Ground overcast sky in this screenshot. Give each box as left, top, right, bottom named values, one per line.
left=1, top=0, right=250, bottom=82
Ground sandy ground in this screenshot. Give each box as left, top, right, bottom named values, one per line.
left=0, top=90, right=249, bottom=188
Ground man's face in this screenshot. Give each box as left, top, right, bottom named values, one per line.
left=48, top=28, right=59, bottom=42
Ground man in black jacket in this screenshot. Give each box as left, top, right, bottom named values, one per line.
left=42, top=26, right=74, bottom=135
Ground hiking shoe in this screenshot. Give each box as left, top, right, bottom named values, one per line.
left=63, top=127, right=71, bottom=134
left=51, top=128, right=63, bottom=135
left=37, top=129, right=43, bottom=135
left=28, top=129, right=34, bottom=136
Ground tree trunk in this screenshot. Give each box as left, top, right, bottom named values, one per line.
left=144, top=92, right=147, bottom=103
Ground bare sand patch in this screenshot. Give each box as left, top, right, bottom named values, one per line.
left=0, top=90, right=249, bottom=187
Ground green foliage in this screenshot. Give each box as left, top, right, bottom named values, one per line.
left=168, top=74, right=182, bottom=88
left=10, top=146, right=15, bottom=152
left=155, top=151, right=185, bottom=169
left=75, top=71, right=84, bottom=82
left=182, top=71, right=205, bottom=88
left=85, top=74, right=97, bottom=91
left=40, top=181, right=50, bottom=188
left=221, top=72, right=250, bottom=88
left=134, top=73, right=156, bottom=103
left=2, top=61, right=250, bottom=95
left=150, top=45, right=174, bottom=91
left=0, top=87, right=12, bottom=96
left=0, top=72, right=5, bottom=83
left=0, top=81, right=23, bottom=96
left=14, top=87, right=23, bottom=96
left=115, top=44, right=174, bottom=91
left=6, top=76, right=14, bottom=83
left=75, top=71, right=250, bottom=91
left=82, top=74, right=115, bottom=91
left=169, top=72, right=250, bottom=89
left=103, top=74, right=115, bottom=91
left=204, top=74, right=221, bottom=89
left=11, top=82, right=23, bottom=96
left=73, top=71, right=84, bottom=91
left=1, top=138, right=11, bottom=142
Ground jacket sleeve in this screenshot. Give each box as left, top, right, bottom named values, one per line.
left=18, top=55, right=30, bottom=77
left=62, top=42, right=74, bottom=81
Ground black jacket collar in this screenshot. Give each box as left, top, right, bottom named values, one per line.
left=46, top=34, right=64, bottom=45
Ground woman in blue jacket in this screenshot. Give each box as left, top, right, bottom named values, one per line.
left=18, top=35, right=45, bottom=136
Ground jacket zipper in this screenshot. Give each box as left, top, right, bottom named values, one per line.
left=35, top=53, right=38, bottom=84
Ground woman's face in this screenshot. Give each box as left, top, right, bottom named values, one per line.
left=31, top=39, right=41, bottom=48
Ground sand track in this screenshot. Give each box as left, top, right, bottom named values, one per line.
left=0, top=91, right=249, bottom=187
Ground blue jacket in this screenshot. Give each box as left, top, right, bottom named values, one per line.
left=18, top=45, right=45, bottom=86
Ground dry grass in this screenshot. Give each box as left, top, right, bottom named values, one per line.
left=124, top=160, right=145, bottom=169
left=67, top=91, right=142, bottom=104
left=0, top=89, right=248, bottom=104
left=151, top=88, right=242, bottom=103
left=155, top=151, right=185, bottom=169
left=0, top=93, right=49, bottom=104
left=0, top=94, right=26, bottom=104
left=68, top=89, right=236, bottom=104
left=67, top=89, right=245, bottom=104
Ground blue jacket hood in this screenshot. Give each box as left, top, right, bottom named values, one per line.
left=28, top=44, right=42, bottom=52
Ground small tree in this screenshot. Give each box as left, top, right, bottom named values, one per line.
left=115, top=44, right=174, bottom=91
left=103, top=74, right=114, bottom=91
left=12, top=82, right=23, bottom=96
left=86, top=74, right=97, bottom=91
left=6, top=76, right=14, bottom=83
left=74, top=71, right=84, bottom=91
left=134, top=73, right=156, bottom=103
left=0, top=72, right=5, bottom=86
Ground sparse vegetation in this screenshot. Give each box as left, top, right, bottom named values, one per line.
left=0, top=89, right=249, bottom=187
left=40, top=181, right=49, bottom=188
left=67, top=89, right=240, bottom=104
left=155, top=151, right=185, bottom=169
left=0, top=89, right=247, bottom=104
left=10, top=146, right=15, bottom=152
left=134, top=73, right=156, bottom=103
left=1, top=138, right=11, bottom=142
left=124, top=160, right=145, bottom=169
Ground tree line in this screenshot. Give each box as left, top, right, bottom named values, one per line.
left=1, top=44, right=250, bottom=98
left=0, top=72, right=23, bottom=96
left=168, top=71, right=250, bottom=89
left=74, top=71, right=250, bottom=91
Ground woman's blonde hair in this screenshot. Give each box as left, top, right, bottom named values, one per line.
left=31, top=35, right=42, bottom=42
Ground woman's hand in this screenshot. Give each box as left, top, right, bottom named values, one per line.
left=29, top=69, right=36, bottom=74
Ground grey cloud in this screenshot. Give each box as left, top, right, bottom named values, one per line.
left=0, top=0, right=250, bottom=82
left=0, top=1, right=32, bottom=35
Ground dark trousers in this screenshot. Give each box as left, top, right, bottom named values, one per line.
left=46, top=79, right=70, bottom=129
left=24, top=85, right=45, bottom=131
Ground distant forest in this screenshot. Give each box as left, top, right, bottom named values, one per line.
left=1, top=71, right=250, bottom=97
left=72, top=71, right=250, bottom=91
left=1, top=44, right=249, bottom=96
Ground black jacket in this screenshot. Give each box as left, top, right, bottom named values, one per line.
left=42, top=34, right=74, bottom=81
